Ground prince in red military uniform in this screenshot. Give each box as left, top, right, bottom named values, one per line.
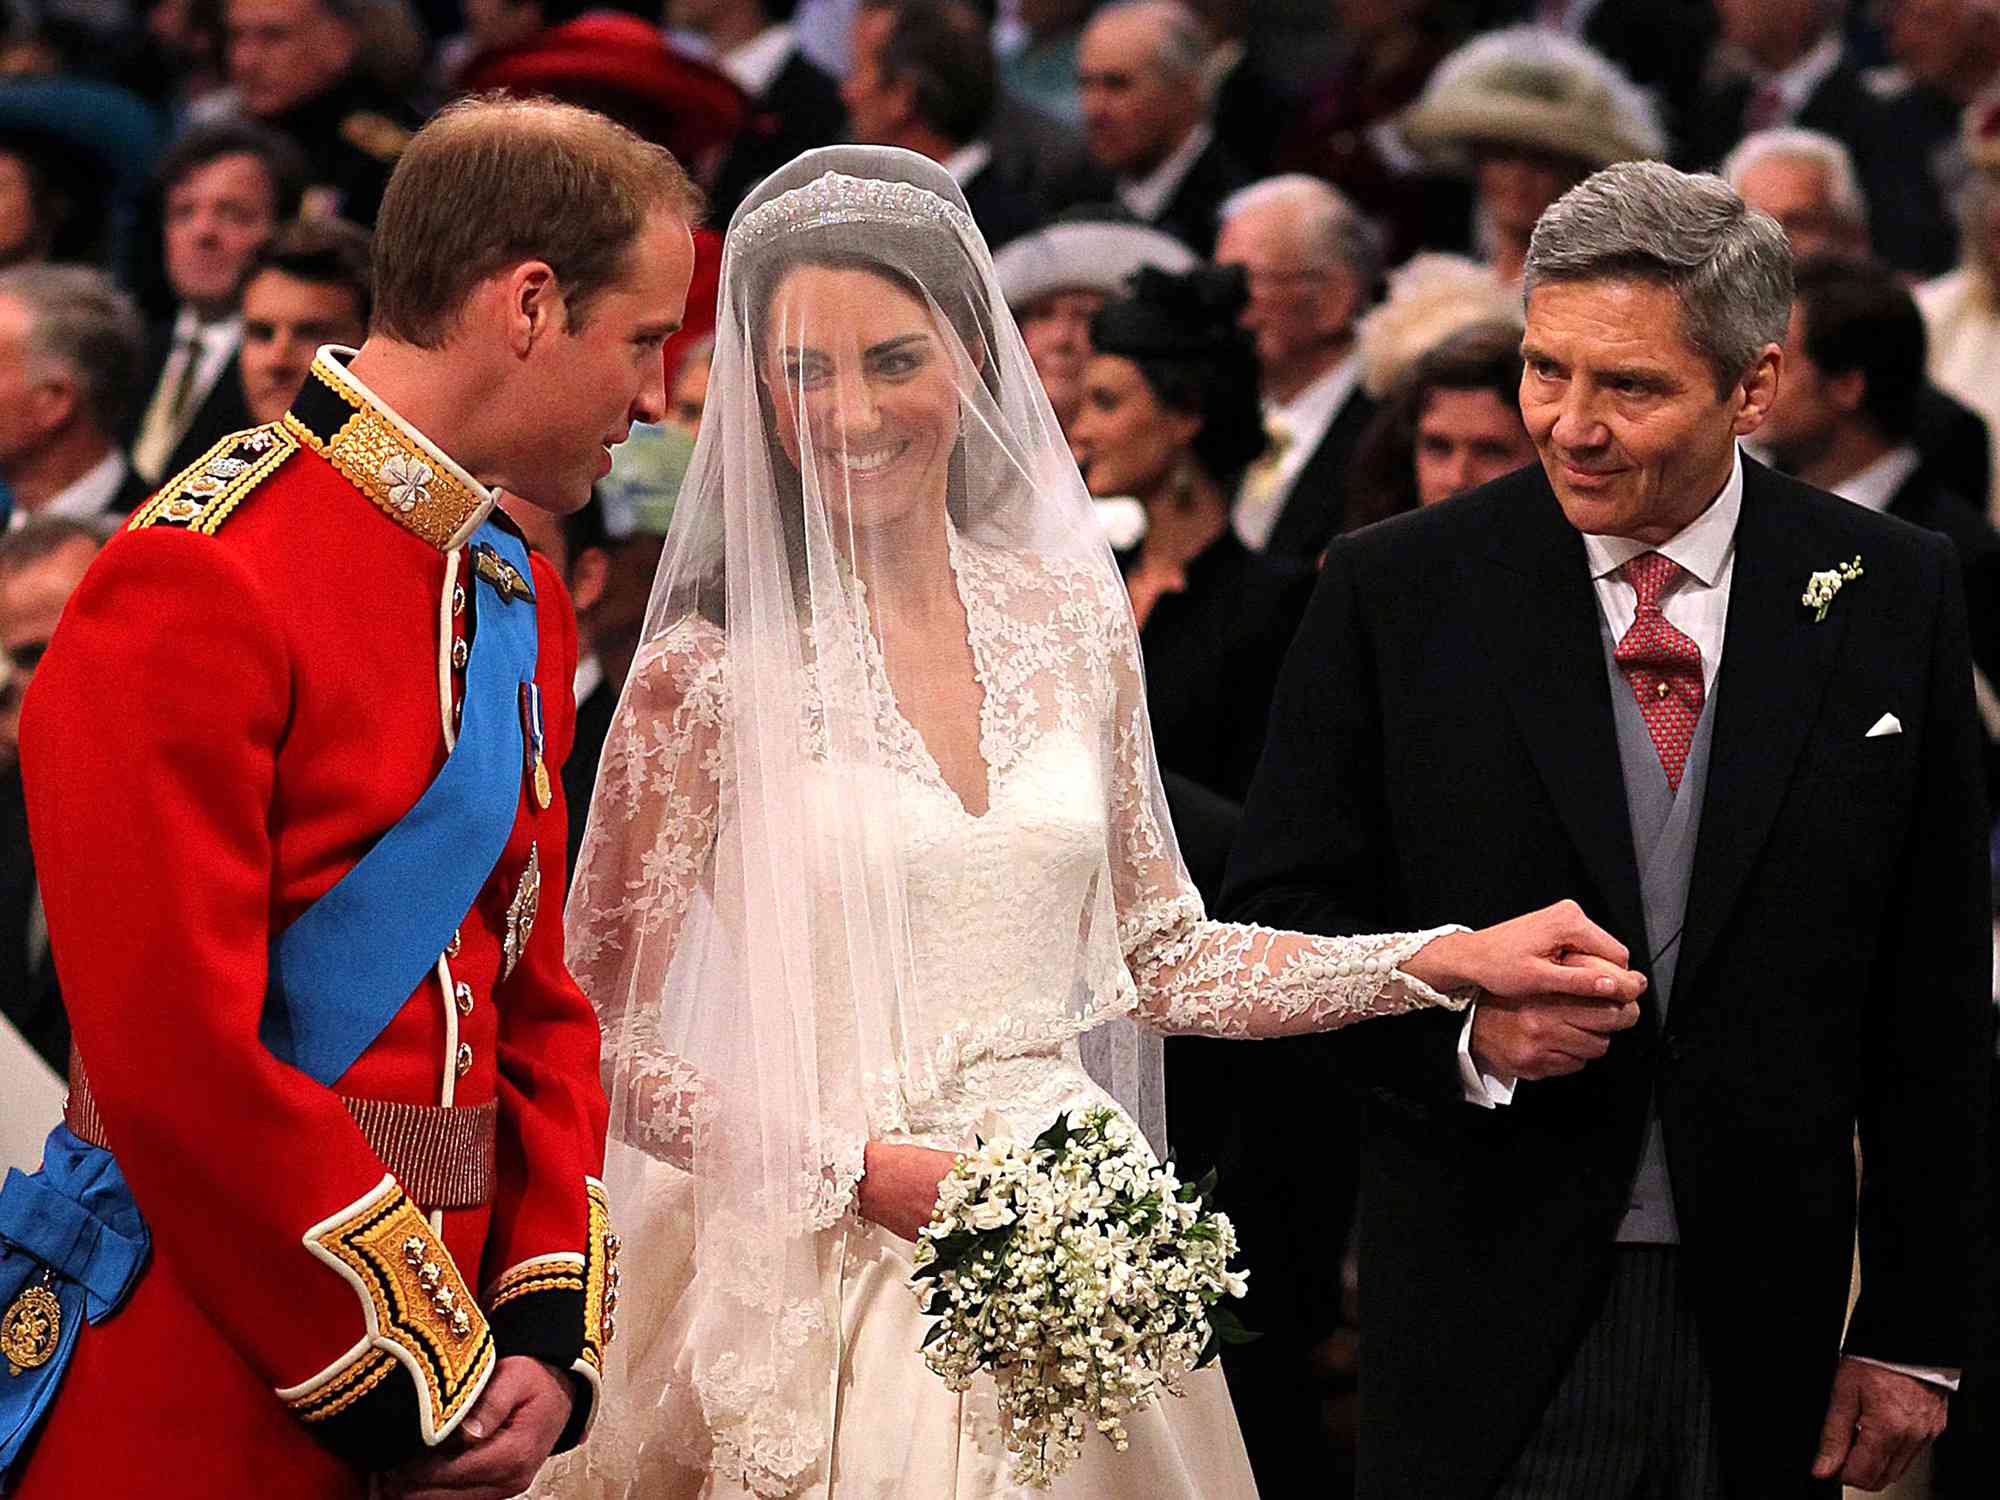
left=8, top=99, right=699, bottom=1497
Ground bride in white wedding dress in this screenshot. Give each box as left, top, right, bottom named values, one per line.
left=542, top=146, right=1644, bottom=1500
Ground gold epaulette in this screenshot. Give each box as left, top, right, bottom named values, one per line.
left=130, top=425, right=298, bottom=536
left=341, top=111, right=412, bottom=164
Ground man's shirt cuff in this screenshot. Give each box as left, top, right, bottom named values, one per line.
left=1458, top=1006, right=1516, bottom=1108
left=1846, top=1354, right=1960, bottom=1392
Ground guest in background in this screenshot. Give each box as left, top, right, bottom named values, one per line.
left=667, top=333, right=714, bottom=434
left=1072, top=264, right=1305, bottom=809
left=1274, top=0, right=1472, bottom=264
left=1517, top=0, right=1716, bottom=150
left=1215, top=173, right=1382, bottom=565
left=1399, top=26, right=1664, bottom=285
left=0, top=266, right=148, bottom=530
left=1076, top=0, right=1249, bottom=256
left=0, top=136, right=72, bottom=271
left=996, top=0, right=1094, bottom=125
left=842, top=0, right=1041, bottom=248
left=129, top=120, right=304, bottom=486
left=1725, top=125, right=1994, bottom=513
left=1870, top=0, right=2000, bottom=280
left=224, top=0, right=418, bottom=224
left=683, top=0, right=846, bottom=220
left=1759, top=253, right=2000, bottom=806
left=992, top=209, right=1195, bottom=441
left=0, top=518, right=100, bottom=1096
left=1348, top=319, right=1535, bottom=529
left=1351, top=250, right=1523, bottom=402
left=1921, top=87, right=2000, bottom=524
left=0, top=519, right=96, bottom=1173
left=236, top=216, right=370, bottom=423
left=1719, top=126, right=1870, bottom=260
left=1687, top=0, right=1948, bottom=275
left=558, top=421, right=692, bottom=883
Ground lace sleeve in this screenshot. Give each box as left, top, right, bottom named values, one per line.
left=1105, top=626, right=1475, bottom=1038
left=565, top=622, right=727, bottom=1168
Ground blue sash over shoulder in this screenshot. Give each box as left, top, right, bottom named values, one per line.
left=0, top=521, right=538, bottom=1484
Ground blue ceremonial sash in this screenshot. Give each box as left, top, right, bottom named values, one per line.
left=0, top=521, right=538, bottom=1485
left=261, top=521, right=538, bottom=1081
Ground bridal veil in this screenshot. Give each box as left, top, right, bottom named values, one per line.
left=563, top=146, right=1193, bottom=1495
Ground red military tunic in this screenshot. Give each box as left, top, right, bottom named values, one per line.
left=15, top=350, right=614, bottom=1496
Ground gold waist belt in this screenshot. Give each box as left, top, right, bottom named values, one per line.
left=65, top=1055, right=498, bottom=1211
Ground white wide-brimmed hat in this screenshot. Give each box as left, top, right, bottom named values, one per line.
left=993, top=217, right=1200, bottom=310
left=1399, top=26, right=1666, bottom=175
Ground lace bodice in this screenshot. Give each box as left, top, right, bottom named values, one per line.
left=568, top=535, right=1468, bottom=1173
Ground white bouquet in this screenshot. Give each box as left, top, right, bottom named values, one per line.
left=910, top=1107, right=1253, bottom=1488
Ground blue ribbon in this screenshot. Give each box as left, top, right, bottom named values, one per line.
left=262, top=522, right=538, bottom=1082
left=1, top=521, right=539, bottom=1485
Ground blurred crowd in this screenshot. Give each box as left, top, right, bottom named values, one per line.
left=2, top=0, right=2000, bottom=1494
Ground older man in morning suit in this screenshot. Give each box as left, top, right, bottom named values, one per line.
left=1225, top=162, right=1993, bottom=1498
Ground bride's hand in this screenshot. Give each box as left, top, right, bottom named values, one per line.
left=1401, top=900, right=1648, bottom=1008
left=857, top=1142, right=962, bottom=1242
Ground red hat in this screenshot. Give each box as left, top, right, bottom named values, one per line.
left=460, top=13, right=748, bottom=176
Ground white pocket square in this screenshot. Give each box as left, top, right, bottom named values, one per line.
left=1865, top=713, right=1903, bottom=738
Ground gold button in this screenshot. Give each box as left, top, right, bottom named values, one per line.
left=1656, top=680, right=1671, bottom=700
left=455, top=1042, right=473, bottom=1076
left=455, top=981, right=474, bottom=1016
left=452, top=584, right=466, bottom=618
left=451, top=637, right=469, bottom=671
left=445, top=929, right=461, bottom=958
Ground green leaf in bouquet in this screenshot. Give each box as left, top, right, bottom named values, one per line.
left=914, top=1229, right=982, bottom=1281
left=1211, top=1304, right=1260, bottom=1346
left=1033, top=1111, right=1075, bottom=1155
left=921, top=1316, right=951, bottom=1349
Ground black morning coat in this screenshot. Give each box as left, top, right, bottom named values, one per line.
left=1222, top=457, right=1994, bottom=1500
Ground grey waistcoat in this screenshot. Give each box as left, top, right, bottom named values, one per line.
left=1599, top=617, right=1717, bottom=1244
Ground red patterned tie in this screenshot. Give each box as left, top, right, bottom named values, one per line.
left=1613, top=552, right=1704, bottom=791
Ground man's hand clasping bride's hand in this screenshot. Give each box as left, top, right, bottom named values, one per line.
left=1401, top=899, right=1647, bottom=1081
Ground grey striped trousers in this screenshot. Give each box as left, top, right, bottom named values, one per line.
left=1492, top=1247, right=1725, bottom=1500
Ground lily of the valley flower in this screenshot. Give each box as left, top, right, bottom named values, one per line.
left=1802, top=555, right=1864, bottom=623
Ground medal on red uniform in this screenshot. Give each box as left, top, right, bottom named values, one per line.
left=522, top=683, right=551, bottom=810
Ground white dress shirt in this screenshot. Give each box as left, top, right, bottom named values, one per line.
left=131, top=308, right=242, bottom=484
left=941, top=140, right=994, bottom=189
left=1457, top=451, right=1744, bottom=1106
left=1829, top=444, right=1922, bottom=515
left=1232, top=351, right=1362, bottom=552
left=9, top=449, right=129, bottom=532
left=1756, top=29, right=1843, bottom=125
left=720, top=23, right=798, bottom=98
left=1116, top=122, right=1213, bottom=226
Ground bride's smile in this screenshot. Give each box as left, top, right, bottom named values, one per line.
left=761, top=262, right=967, bottom=531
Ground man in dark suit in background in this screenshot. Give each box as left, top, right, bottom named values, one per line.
left=128, top=120, right=303, bottom=488
left=1759, top=253, right=2000, bottom=808
left=1226, top=161, right=1991, bottom=1499
left=1215, top=174, right=1380, bottom=565
left=1075, top=0, right=1247, bottom=257
left=684, top=0, right=846, bottom=221
left=1683, top=0, right=1950, bottom=276
left=0, top=266, right=150, bottom=527
left=841, top=0, right=1043, bottom=250
left=0, top=517, right=99, bottom=1080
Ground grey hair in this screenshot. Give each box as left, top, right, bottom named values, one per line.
left=1524, top=161, right=1793, bottom=393
left=0, top=264, right=144, bottom=438
left=1092, top=0, right=1209, bottom=88
left=0, top=515, right=109, bottom=575
left=1219, top=173, right=1384, bottom=292
left=1720, top=127, right=1869, bottom=232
